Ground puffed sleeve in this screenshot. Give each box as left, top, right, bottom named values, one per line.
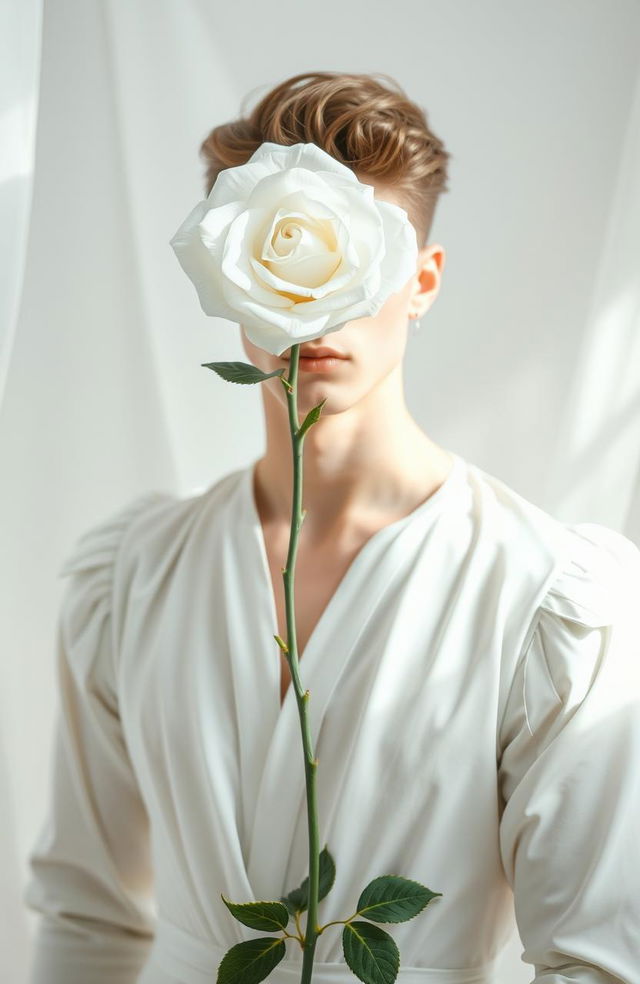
left=498, top=521, right=640, bottom=984
left=23, top=491, right=171, bottom=984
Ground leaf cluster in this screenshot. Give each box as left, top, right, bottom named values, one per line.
left=217, top=847, right=441, bottom=984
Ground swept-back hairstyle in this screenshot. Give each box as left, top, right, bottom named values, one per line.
left=199, top=71, right=451, bottom=247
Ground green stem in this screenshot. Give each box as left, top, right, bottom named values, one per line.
left=281, top=344, right=321, bottom=984
left=315, top=913, right=359, bottom=934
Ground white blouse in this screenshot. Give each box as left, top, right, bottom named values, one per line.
left=23, top=451, right=640, bottom=984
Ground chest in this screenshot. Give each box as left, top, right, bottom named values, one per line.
left=262, top=528, right=369, bottom=707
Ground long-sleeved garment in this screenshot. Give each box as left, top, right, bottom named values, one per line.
left=23, top=451, right=640, bottom=984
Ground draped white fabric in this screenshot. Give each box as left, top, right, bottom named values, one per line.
left=0, top=0, right=42, bottom=407
left=3, top=2, right=640, bottom=982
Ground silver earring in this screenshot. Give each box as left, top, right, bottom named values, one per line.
left=410, top=316, right=422, bottom=336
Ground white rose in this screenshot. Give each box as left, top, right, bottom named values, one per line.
left=169, top=141, right=418, bottom=357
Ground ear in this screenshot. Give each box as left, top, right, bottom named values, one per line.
left=414, top=243, right=446, bottom=309
left=420, top=243, right=446, bottom=277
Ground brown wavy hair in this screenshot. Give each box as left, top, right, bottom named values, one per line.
left=199, top=71, right=451, bottom=248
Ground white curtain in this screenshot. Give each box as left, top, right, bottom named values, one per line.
left=542, top=65, right=640, bottom=539
left=2, top=2, right=639, bottom=982
left=1, top=2, right=44, bottom=979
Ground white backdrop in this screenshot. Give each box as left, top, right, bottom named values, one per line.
left=2, top=1, right=640, bottom=982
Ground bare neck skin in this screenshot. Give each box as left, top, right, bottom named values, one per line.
left=244, top=177, right=450, bottom=543
left=253, top=358, right=453, bottom=543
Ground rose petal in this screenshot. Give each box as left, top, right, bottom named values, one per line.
left=252, top=206, right=358, bottom=298
left=376, top=199, right=419, bottom=296
left=242, top=307, right=345, bottom=356
left=170, top=140, right=420, bottom=357
left=170, top=199, right=244, bottom=320
left=207, top=158, right=277, bottom=209
left=220, top=208, right=291, bottom=308
left=251, top=141, right=359, bottom=186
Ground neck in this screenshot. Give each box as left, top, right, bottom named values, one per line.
left=253, top=363, right=452, bottom=538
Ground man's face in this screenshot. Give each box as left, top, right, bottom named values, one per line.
left=239, top=180, right=444, bottom=419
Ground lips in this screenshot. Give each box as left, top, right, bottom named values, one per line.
left=284, top=346, right=348, bottom=360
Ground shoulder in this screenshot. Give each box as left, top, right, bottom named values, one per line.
left=463, top=458, right=570, bottom=559
left=54, top=473, right=245, bottom=686
left=57, top=467, right=246, bottom=612
left=538, top=520, right=640, bottom=627
left=525, top=519, right=640, bottom=726
left=57, top=489, right=174, bottom=582
left=54, top=491, right=176, bottom=672
left=461, top=461, right=640, bottom=737
left=463, top=457, right=640, bottom=604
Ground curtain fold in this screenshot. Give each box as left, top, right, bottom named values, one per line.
left=543, top=66, right=640, bottom=541
left=0, top=0, right=43, bottom=411
left=0, top=3, right=44, bottom=981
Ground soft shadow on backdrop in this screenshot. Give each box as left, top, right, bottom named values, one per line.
left=2, top=1, right=640, bottom=982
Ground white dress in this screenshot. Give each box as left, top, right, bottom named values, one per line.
left=23, top=451, right=640, bottom=984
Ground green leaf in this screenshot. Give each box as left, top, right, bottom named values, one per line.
left=279, top=895, right=298, bottom=917
left=217, top=937, right=286, bottom=984
left=220, top=895, right=290, bottom=931
left=297, top=397, right=327, bottom=439
left=342, top=921, right=399, bottom=984
left=202, top=361, right=286, bottom=385
left=356, top=875, right=442, bottom=924
left=283, top=845, right=336, bottom=913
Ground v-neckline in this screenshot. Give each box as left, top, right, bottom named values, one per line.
left=240, top=450, right=465, bottom=715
